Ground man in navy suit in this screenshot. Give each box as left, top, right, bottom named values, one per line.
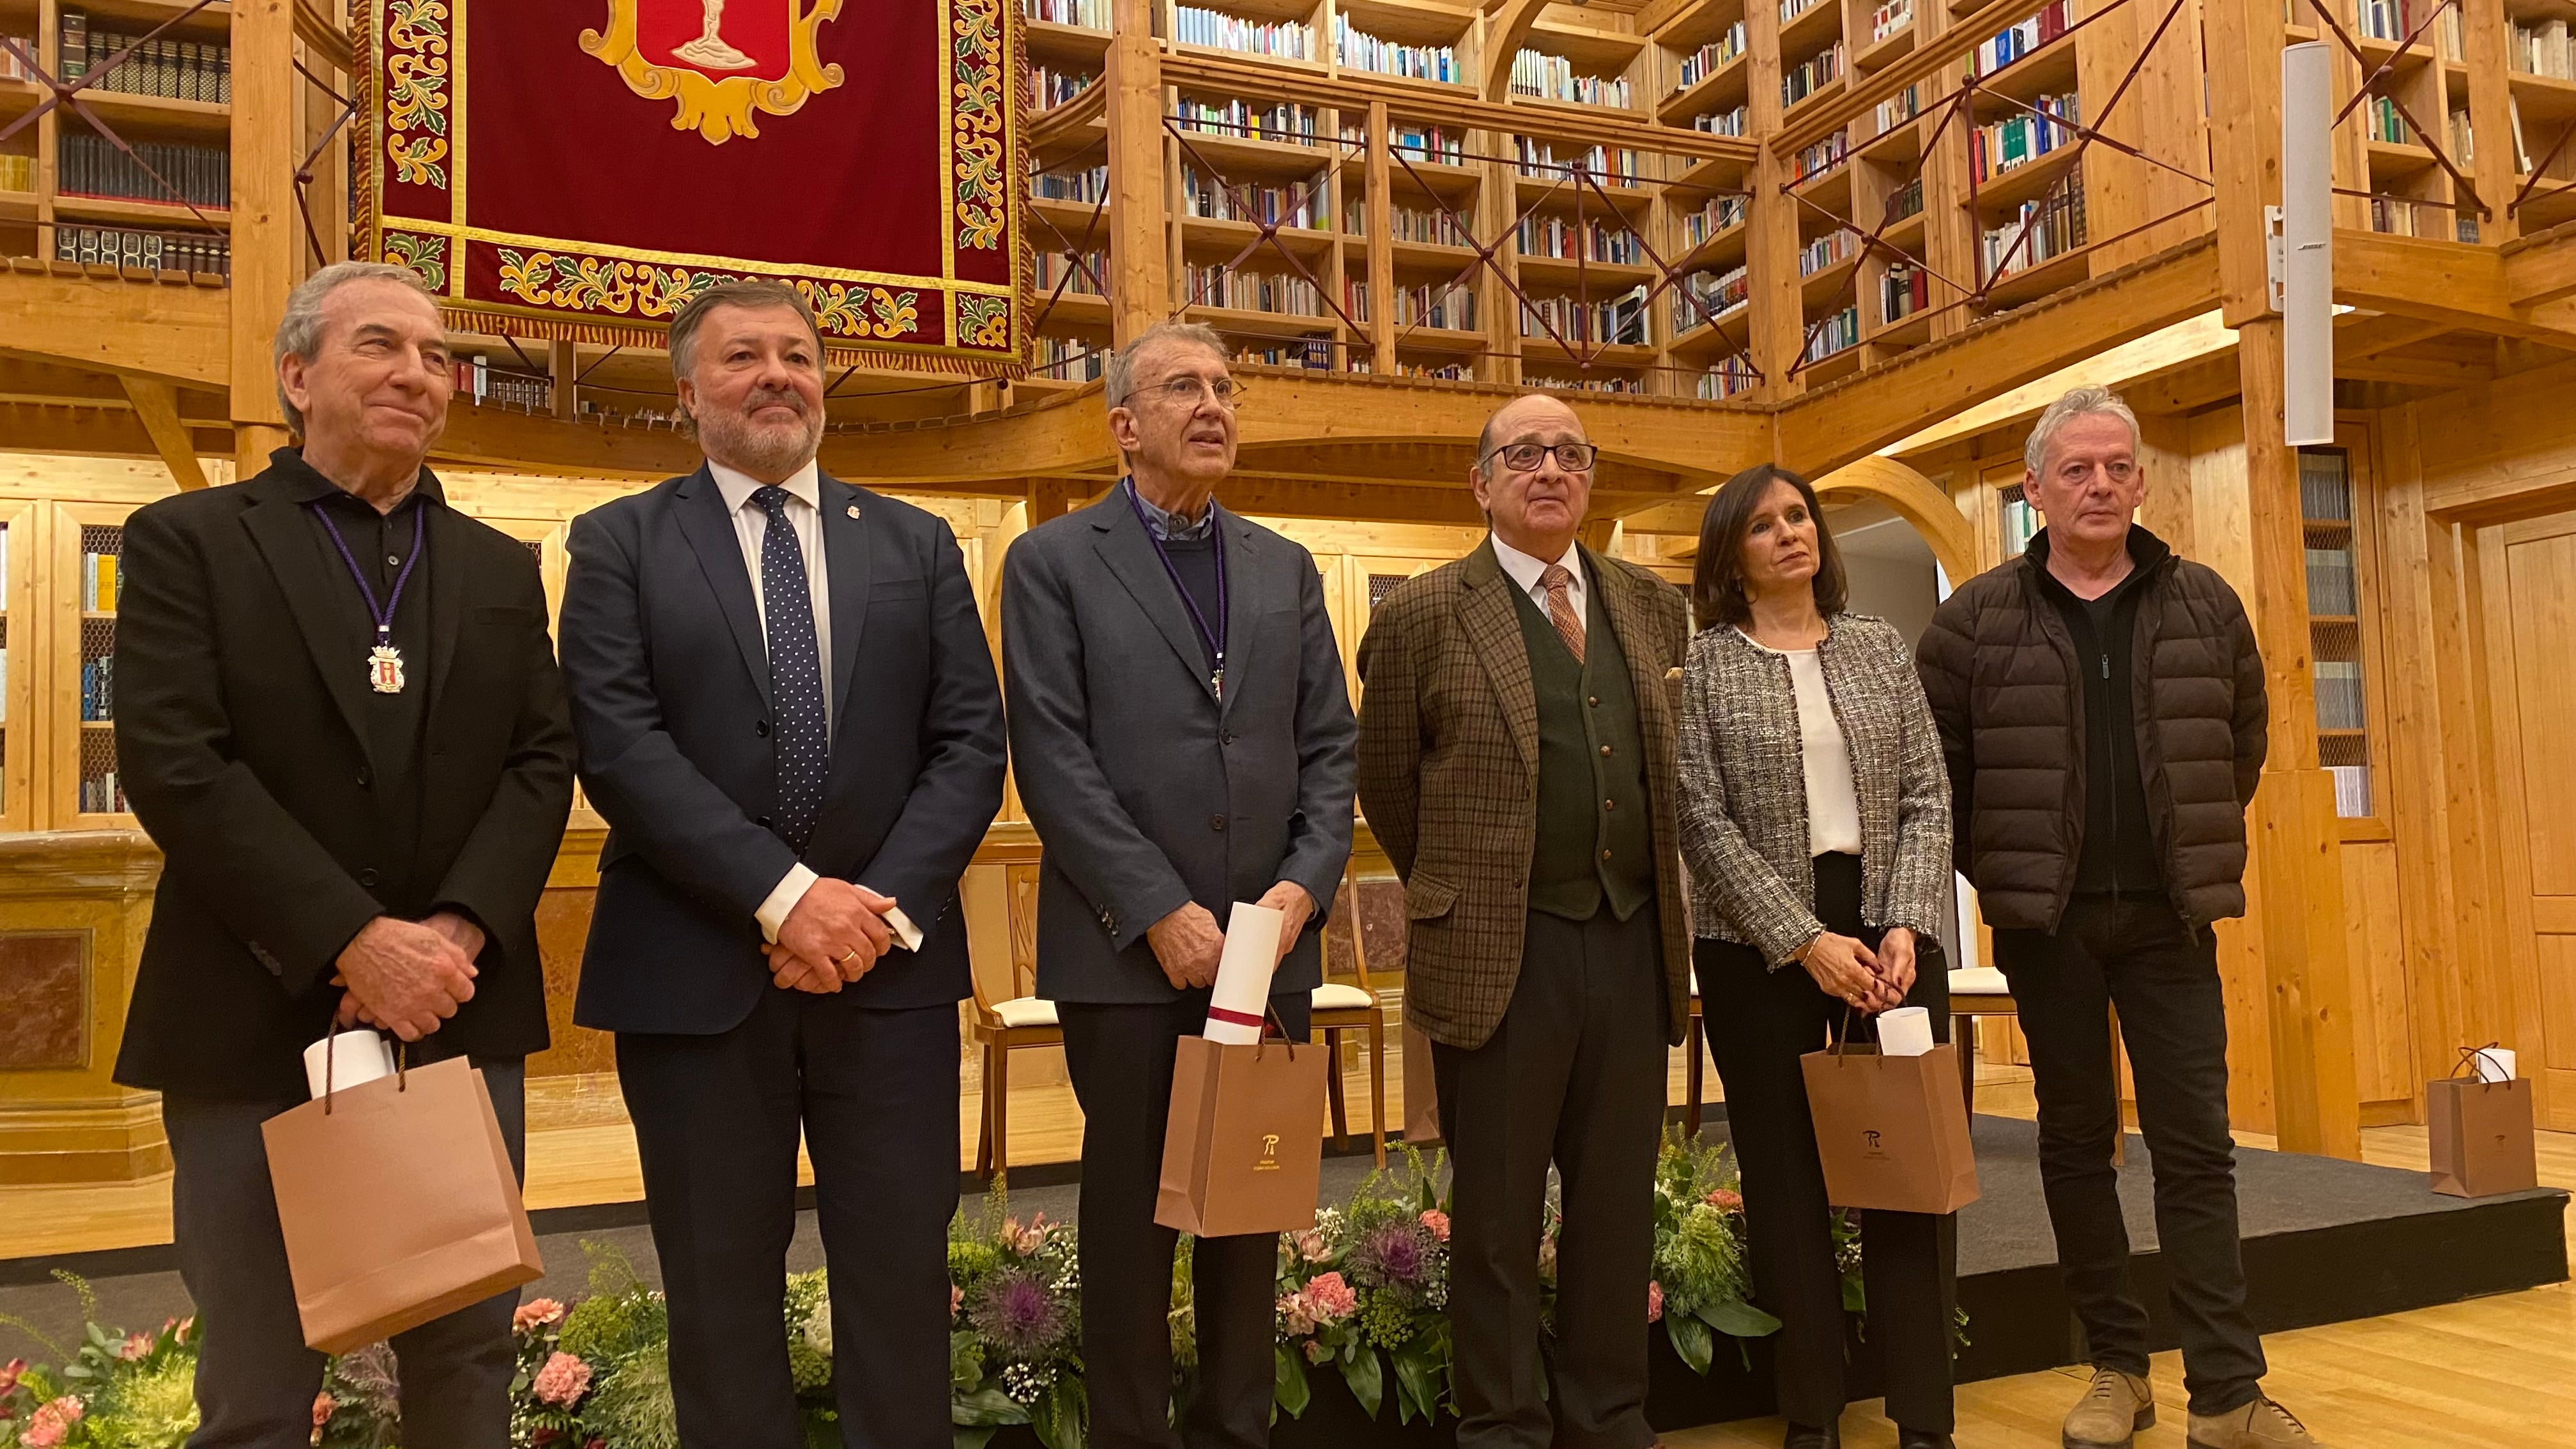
left=558, top=280, right=1007, bottom=1449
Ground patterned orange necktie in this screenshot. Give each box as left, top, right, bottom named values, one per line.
left=1540, top=563, right=1585, bottom=664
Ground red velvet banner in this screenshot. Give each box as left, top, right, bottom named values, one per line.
left=356, top=1, right=1027, bottom=372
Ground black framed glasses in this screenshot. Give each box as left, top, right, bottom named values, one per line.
left=1486, top=441, right=1598, bottom=473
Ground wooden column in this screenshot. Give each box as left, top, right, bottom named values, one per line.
left=1106, top=0, right=1170, bottom=346
left=2205, top=0, right=2364, bottom=1159
left=552, top=339, right=579, bottom=420
left=2462, top=0, right=2520, bottom=243
left=231, top=0, right=302, bottom=473
left=1367, top=102, right=1398, bottom=376
left=1746, top=0, right=1803, bottom=400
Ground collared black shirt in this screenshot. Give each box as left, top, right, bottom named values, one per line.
left=275, top=447, right=438, bottom=899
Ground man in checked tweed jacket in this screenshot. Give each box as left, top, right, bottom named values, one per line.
left=1355, top=393, right=1692, bottom=1449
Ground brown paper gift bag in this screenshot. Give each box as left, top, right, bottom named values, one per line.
left=1800, top=1039, right=1981, bottom=1215
left=1401, top=1022, right=1441, bottom=1144
left=2427, top=1052, right=2539, bottom=1199
left=262, top=1055, right=544, bottom=1353
left=1156, top=1028, right=1330, bottom=1238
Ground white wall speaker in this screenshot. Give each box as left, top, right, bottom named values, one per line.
left=2281, top=41, right=2334, bottom=447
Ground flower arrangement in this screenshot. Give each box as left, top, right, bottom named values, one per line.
left=0, top=1133, right=1866, bottom=1449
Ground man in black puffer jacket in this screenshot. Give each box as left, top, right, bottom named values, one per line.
left=1919, top=388, right=2327, bottom=1449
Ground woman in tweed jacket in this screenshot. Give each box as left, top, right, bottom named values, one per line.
left=1678, top=464, right=1957, bottom=1449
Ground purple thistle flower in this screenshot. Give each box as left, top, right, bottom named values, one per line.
left=969, top=1268, right=1067, bottom=1359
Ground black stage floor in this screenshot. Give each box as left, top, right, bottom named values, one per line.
left=3, top=1112, right=2564, bottom=1432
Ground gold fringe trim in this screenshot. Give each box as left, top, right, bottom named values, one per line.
left=435, top=305, right=1023, bottom=376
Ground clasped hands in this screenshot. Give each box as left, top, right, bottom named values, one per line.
left=1792, top=925, right=1920, bottom=1016
left=332, top=911, right=484, bottom=1041
left=762, top=878, right=904, bottom=993
left=1145, top=881, right=1314, bottom=992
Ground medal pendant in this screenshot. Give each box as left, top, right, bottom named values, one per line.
left=367, top=644, right=407, bottom=694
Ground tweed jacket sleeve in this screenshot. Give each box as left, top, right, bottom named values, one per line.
left=1867, top=617, right=1954, bottom=942
left=1676, top=627, right=1828, bottom=966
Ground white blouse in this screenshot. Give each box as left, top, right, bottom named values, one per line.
left=1738, top=631, right=1864, bottom=857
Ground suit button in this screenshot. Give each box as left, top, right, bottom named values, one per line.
left=358, top=868, right=380, bottom=887
left=755, top=719, right=770, bottom=737
left=756, top=815, right=774, bottom=829
left=1209, top=815, right=1227, bottom=832
left=1599, top=744, right=1612, bottom=756
left=1602, top=850, right=1613, bottom=861
left=1220, top=731, right=1236, bottom=746
left=356, top=766, right=372, bottom=788
left=1588, top=696, right=1600, bottom=707
left=1604, top=799, right=1616, bottom=811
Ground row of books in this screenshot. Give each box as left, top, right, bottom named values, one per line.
left=1175, top=96, right=1324, bottom=146
left=58, top=133, right=229, bottom=208
left=80, top=771, right=130, bottom=815
left=2511, top=19, right=2575, bottom=80
left=1970, top=91, right=2083, bottom=183
left=1519, top=285, right=1650, bottom=346
left=54, top=224, right=232, bottom=276
left=0, top=36, right=33, bottom=82
left=57, top=11, right=232, bottom=102
left=2358, top=0, right=2464, bottom=56
left=1034, top=249, right=1108, bottom=297
left=2329, top=765, right=2372, bottom=818
left=1173, top=6, right=1314, bottom=60
left=1791, top=130, right=1848, bottom=181
left=2366, top=194, right=2458, bottom=238
left=1510, top=50, right=1632, bottom=109
left=1356, top=204, right=1473, bottom=246
left=1682, top=194, right=1748, bottom=246
left=1036, top=336, right=1105, bottom=381
left=1335, top=19, right=1458, bottom=84
left=1513, top=139, right=1644, bottom=183
left=1515, top=215, right=1644, bottom=265
left=1698, top=356, right=1759, bottom=399
left=1784, top=41, right=1845, bottom=110
left=1799, top=227, right=1857, bottom=277
left=1183, top=169, right=1328, bottom=228
left=2365, top=95, right=2411, bottom=146
left=2299, top=454, right=2353, bottom=521
left=1388, top=279, right=1478, bottom=331
left=1023, top=0, right=1110, bottom=26
left=1882, top=261, right=1931, bottom=323
left=1804, top=305, right=1862, bottom=363
left=2306, top=547, right=2359, bottom=615
left=0, top=153, right=31, bottom=192
left=1693, top=104, right=1751, bottom=136
left=1234, top=338, right=1335, bottom=371
left=1974, top=1, right=2071, bottom=77
left=80, top=656, right=114, bottom=722
left=2000, top=488, right=2041, bottom=558
left=449, top=360, right=551, bottom=411
left=1675, top=264, right=1749, bottom=330
left=2314, top=661, right=2366, bottom=731
left=1032, top=165, right=1109, bottom=204
left=1780, top=0, right=1833, bottom=24
left=1873, top=82, right=1924, bottom=135
left=1674, top=24, right=1748, bottom=91
left=1526, top=372, right=1646, bottom=394
left=1984, top=172, right=2087, bottom=279
left=1888, top=176, right=1925, bottom=222
left=1869, top=1, right=1915, bottom=46
left=80, top=550, right=121, bottom=612
left=1186, top=264, right=1322, bottom=316
left=2449, top=107, right=2472, bottom=166
left=1397, top=360, right=1473, bottom=381
left=1031, top=65, right=1094, bottom=110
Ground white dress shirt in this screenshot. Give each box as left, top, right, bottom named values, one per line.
left=707, top=459, right=921, bottom=954
left=1489, top=533, right=1588, bottom=630
left=1736, top=629, right=1865, bottom=857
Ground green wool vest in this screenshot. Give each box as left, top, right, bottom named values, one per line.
left=1510, top=568, right=1655, bottom=922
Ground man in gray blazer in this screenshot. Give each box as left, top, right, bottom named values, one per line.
left=1002, top=319, right=1358, bottom=1449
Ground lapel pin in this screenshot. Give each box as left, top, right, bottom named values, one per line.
left=846, top=504, right=861, bottom=519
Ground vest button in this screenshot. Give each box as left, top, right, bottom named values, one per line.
left=1588, top=696, right=1600, bottom=707
left=1604, top=799, right=1616, bottom=811
left=1599, top=744, right=1612, bottom=756
left=1209, top=815, right=1228, bottom=832
left=1601, top=850, right=1613, bottom=860
left=358, top=868, right=379, bottom=887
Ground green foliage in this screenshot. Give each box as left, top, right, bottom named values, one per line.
left=557, top=1246, right=668, bottom=1369
left=82, top=1357, right=199, bottom=1449
left=581, top=1345, right=680, bottom=1449
left=784, top=1269, right=832, bottom=1392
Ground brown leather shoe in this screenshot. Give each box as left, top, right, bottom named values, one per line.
left=2062, top=1368, right=2156, bottom=1448
left=2188, top=1396, right=2329, bottom=1448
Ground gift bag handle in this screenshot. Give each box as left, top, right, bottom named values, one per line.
left=2448, top=1041, right=2504, bottom=1084
left=319, top=1032, right=409, bottom=1116
left=1252, top=1004, right=1304, bottom=1061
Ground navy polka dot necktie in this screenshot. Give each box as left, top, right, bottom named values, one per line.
left=754, top=486, right=827, bottom=853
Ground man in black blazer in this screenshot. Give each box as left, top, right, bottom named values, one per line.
left=113, top=261, right=576, bottom=1448
left=1002, top=320, right=1358, bottom=1449
left=560, top=280, right=1008, bottom=1449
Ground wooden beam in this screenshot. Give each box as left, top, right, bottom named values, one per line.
left=1809, top=456, right=1977, bottom=582
left=232, top=0, right=301, bottom=475
left=2334, top=229, right=2576, bottom=344
left=121, top=378, right=212, bottom=491
left=551, top=340, right=579, bottom=420
left=1776, top=238, right=2221, bottom=471
left=2333, top=313, right=2452, bottom=363
left=2333, top=354, right=2497, bottom=389
left=1106, top=0, right=1167, bottom=344
left=0, top=265, right=232, bottom=388
left=1366, top=102, right=1397, bottom=378
left=2503, top=220, right=2576, bottom=308
left=0, top=402, right=227, bottom=460
left=1482, top=0, right=1552, bottom=103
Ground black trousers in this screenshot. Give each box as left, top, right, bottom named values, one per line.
left=1057, top=992, right=1313, bottom=1449
left=1993, top=893, right=2266, bottom=1417
left=1695, top=852, right=1957, bottom=1434
left=1434, top=905, right=1666, bottom=1449
left=164, top=1051, right=526, bottom=1449
left=617, top=990, right=961, bottom=1449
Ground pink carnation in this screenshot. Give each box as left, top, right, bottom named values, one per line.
left=1001, top=1213, right=1053, bottom=1255
left=1303, top=1271, right=1358, bottom=1323
left=514, top=1298, right=566, bottom=1333
left=0, top=1357, right=24, bottom=1399
left=1647, top=1280, right=1665, bottom=1324
left=951, top=1284, right=964, bottom=1317
left=119, top=1331, right=153, bottom=1360
left=1289, top=1229, right=1331, bottom=1263
left=172, top=1316, right=195, bottom=1344
left=1418, top=1210, right=1451, bottom=1243
left=532, top=1352, right=593, bottom=1407
left=314, top=1392, right=337, bottom=1429
left=22, top=1396, right=84, bottom=1449
left=1706, top=1188, right=1744, bottom=1213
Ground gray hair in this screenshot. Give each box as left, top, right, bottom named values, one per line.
left=272, top=261, right=437, bottom=436
left=667, top=279, right=825, bottom=387
left=1103, top=321, right=1226, bottom=410
left=2024, top=385, right=2142, bottom=475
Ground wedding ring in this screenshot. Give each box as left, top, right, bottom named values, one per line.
left=836, top=948, right=859, bottom=965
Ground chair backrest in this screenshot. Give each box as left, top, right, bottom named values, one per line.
left=960, top=862, right=1016, bottom=1016
left=1329, top=862, right=1376, bottom=995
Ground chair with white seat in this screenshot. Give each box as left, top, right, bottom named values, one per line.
left=963, top=863, right=1058, bottom=1182
left=1314, top=865, right=1389, bottom=1167
left=1946, top=965, right=2017, bottom=1113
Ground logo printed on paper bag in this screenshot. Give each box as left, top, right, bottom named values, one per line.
left=581, top=1, right=846, bottom=144
left=1255, top=1133, right=1281, bottom=1173
left=1861, top=1128, right=1890, bottom=1160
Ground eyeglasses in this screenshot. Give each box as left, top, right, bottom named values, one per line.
left=1485, top=441, right=1599, bottom=473
left=1137, top=375, right=1246, bottom=409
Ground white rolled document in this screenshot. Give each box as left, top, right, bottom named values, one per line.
left=1202, top=901, right=1286, bottom=1045
left=1877, top=1006, right=1935, bottom=1058
left=2472, top=1046, right=2517, bottom=1084
left=303, top=1029, right=397, bottom=1100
